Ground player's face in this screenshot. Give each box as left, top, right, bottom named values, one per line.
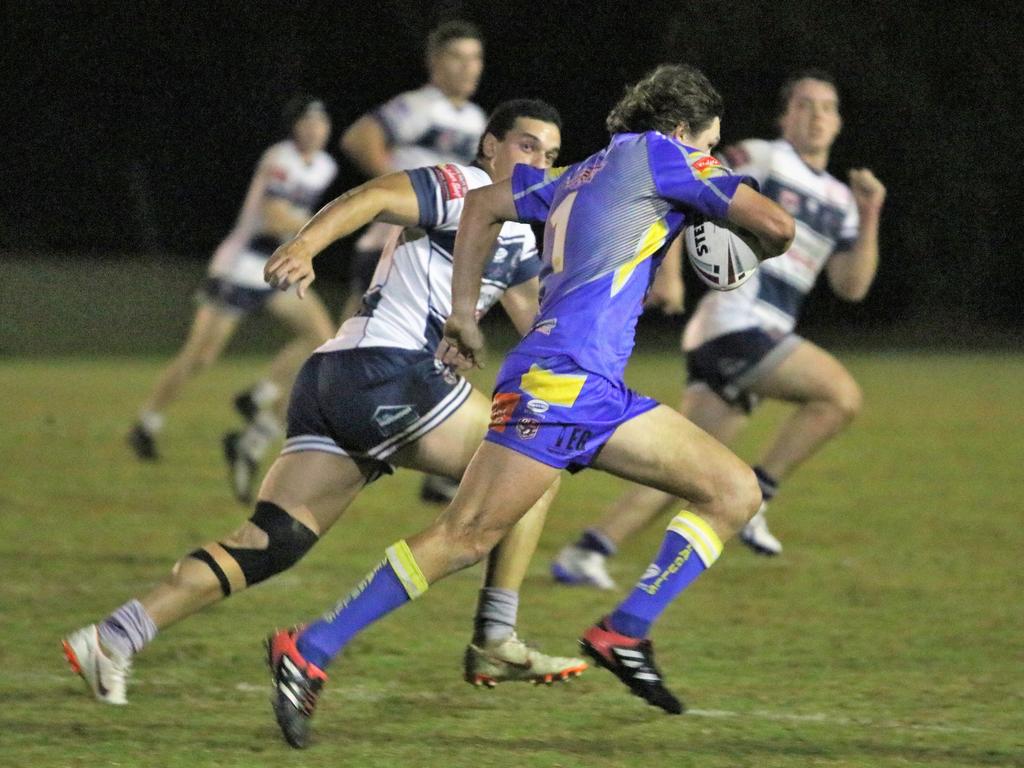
left=293, top=112, right=331, bottom=153
left=430, top=38, right=484, bottom=100
left=679, top=117, right=721, bottom=154
left=489, top=118, right=562, bottom=179
left=779, top=78, right=841, bottom=154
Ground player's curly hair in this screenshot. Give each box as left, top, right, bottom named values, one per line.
left=606, top=64, right=723, bottom=136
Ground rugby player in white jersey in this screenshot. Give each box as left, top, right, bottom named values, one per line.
left=334, top=19, right=487, bottom=505
left=553, top=70, right=886, bottom=587
left=128, top=97, right=337, bottom=495
left=63, top=99, right=585, bottom=707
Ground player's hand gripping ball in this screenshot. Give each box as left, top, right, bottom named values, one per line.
left=683, top=216, right=763, bottom=291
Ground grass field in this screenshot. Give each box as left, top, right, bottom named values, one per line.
left=1, top=350, right=1022, bottom=767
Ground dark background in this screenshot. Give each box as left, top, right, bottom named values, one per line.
left=3, top=0, right=1021, bottom=346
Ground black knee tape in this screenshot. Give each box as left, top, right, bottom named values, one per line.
left=227, top=501, right=318, bottom=588
left=190, top=502, right=318, bottom=596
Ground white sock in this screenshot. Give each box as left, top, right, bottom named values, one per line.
left=239, top=411, right=283, bottom=460
left=250, top=380, right=281, bottom=409
left=139, top=410, right=164, bottom=434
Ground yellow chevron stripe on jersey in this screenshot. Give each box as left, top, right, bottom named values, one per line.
left=519, top=364, right=587, bottom=407
left=668, top=511, right=723, bottom=567
left=611, top=218, right=669, bottom=296
left=385, top=540, right=429, bottom=598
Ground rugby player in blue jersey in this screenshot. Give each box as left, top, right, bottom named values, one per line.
left=264, top=64, right=794, bottom=746
left=553, top=70, right=887, bottom=585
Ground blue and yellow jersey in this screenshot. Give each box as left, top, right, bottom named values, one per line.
left=509, top=131, right=751, bottom=381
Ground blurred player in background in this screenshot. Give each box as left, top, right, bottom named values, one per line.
left=553, top=69, right=886, bottom=589
left=338, top=19, right=486, bottom=504
left=63, top=99, right=586, bottom=712
left=127, top=97, right=337, bottom=501
left=261, top=65, right=795, bottom=748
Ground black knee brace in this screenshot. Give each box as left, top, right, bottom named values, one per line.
left=189, top=501, right=318, bottom=596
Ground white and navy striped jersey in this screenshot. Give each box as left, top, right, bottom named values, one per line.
left=209, top=140, right=337, bottom=288
left=373, top=85, right=486, bottom=170
left=683, top=138, right=859, bottom=348
left=319, top=163, right=540, bottom=354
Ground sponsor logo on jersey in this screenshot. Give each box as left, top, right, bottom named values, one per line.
left=372, top=404, right=420, bottom=437
left=436, top=163, right=468, bottom=199
left=688, top=152, right=727, bottom=180
left=526, top=399, right=549, bottom=414
left=516, top=418, right=540, bottom=440
left=489, top=393, right=521, bottom=433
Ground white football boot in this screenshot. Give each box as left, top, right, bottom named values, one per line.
left=62, top=625, right=131, bottom=705
left=464, top=633, right=588, bottom=687
left=551, top=545, right=617, bottom=590
left=739, top=504, right=783, bottom=556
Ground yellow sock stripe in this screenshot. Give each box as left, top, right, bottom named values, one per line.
left=668, top=511, right=723, bottom=567
left=385, top=540, right=429, bottom=599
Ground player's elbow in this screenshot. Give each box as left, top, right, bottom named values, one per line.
left=763, top=213, right=795, bottom=256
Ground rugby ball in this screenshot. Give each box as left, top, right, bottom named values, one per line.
left=683, top=216, right=761, bottom=291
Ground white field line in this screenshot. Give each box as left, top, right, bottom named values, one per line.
left=39, top=673, right=992, bottom=736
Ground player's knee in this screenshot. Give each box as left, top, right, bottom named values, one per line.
left=187, top=501, right=318, bottom=596
left=829, top=377, right=863, bottom=426
left=709, top=463, right=762, bottom=530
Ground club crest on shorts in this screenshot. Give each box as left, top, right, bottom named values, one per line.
left=516, top=418, right=540, bottom=440
left=373, top=404, right=420, bottom=437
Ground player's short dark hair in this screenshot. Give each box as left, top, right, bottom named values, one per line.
left=281, top=95, right=328, bottom=133
left=777, top=68, right=839, bottom=116
left=606, top=64, right=723, bottom=135
left=477, top=99, right=562, bottom=157
left=426, top=19, right=483, bottom=57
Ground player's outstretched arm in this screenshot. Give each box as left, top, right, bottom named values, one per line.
left=725, top=184, right=795, bottom=258
left=827, top=168, right=886, bottom=301
left=265, top=172, right=420, bottom=297
left=442, top=179, right=519, bottom=368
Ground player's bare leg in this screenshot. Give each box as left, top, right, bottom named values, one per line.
left=129, top=304, right=239, bottom=460
left=733, top=341, right=862, bottom=554
left=269, top=442, right=563, bottom=746
left=144, top=453, right=367, bottom=626
left=578, top=404, right=761, bottom=714
left=750, top=340, right=862, bottom=479
left=395, top=391, right=586, bottom=686
left=554, top=389, right=747, bottom=587
left=63, top=450, right=366, bottom=705
left=225, top=289, right=334, bottom=502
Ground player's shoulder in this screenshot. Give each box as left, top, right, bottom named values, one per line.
left=261, top=140, right=296, bottom=164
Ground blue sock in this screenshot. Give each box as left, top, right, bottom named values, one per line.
left=297, top=540, right=428, bottom=669
left=609, top=511, right=723, bottom=638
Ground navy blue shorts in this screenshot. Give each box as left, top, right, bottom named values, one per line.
left=282, top=348, right=472, bottom=481
left=685, top=328, right=801, bottom=413
left=197, top=276, right=275, bottom=315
